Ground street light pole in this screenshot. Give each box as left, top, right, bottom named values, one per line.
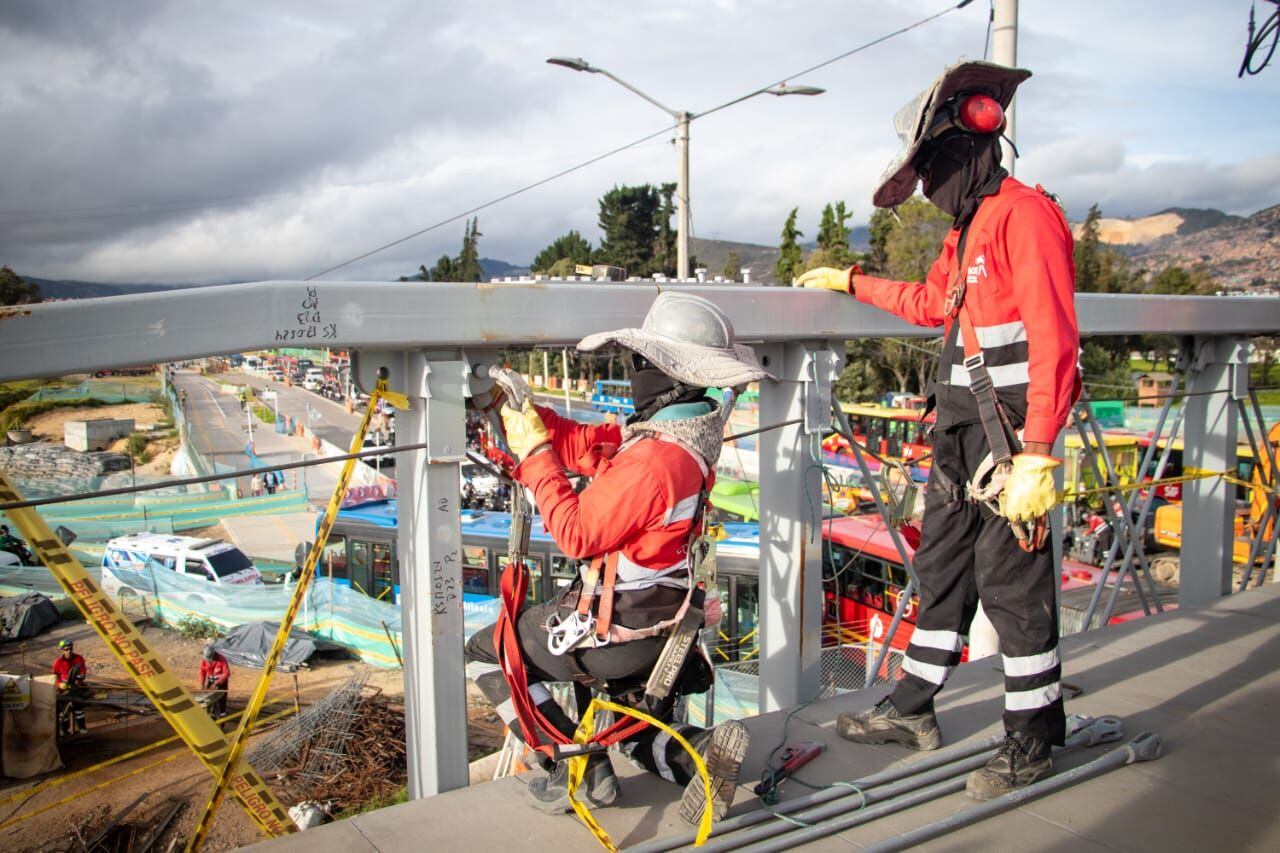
left=676, top=111, right=691, bottom=280
left=547, top=57, right=823, bottom=281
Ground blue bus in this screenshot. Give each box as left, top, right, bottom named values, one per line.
left=590, top=380, right=634, bottom=416
left=322, top=500, right=765, bottom=653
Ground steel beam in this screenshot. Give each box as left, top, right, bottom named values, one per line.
left=3, top=282, right=1280, bottom=381
left=1180, top=337, right=1244, bottom=606
left=756, top=343, right=832, bottom=711
left=396, top=351, right=470, bottom=798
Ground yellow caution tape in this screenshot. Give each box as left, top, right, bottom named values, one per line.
left=566, top=698, right=714, bottom=851
left=0, top=705, right=296, bottom=829
left=186, top=378, right=401, bottom=851
left=0, top=472, right=293, bottom=839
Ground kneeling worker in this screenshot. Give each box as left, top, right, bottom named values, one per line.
left=200, top=641, right=231, bottom=718
left=466, top=292, right=770, bottom=821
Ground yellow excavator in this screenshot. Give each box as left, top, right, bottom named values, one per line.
left=1152, top=421, right=1280, bottom=579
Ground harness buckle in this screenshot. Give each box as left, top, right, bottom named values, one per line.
left=545, top=610, right=605, bottom=656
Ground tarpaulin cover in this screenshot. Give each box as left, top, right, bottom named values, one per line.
left=0, top=592, right=60, bottom=640
left=212, top=621, right=345, bottom=671
left=1, top=674, right=62, bottom=779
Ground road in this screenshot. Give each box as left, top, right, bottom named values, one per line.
left=171, top=369, right=344, bottom=502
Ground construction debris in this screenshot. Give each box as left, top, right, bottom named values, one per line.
left=23, top=797, right=186, bottom=853
left=247, top=673, right=409, bottom=812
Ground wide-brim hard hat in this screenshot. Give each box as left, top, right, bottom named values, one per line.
left=577, top=291, right=775, bottom=388
left=872, top=59, right=1031, bottom=209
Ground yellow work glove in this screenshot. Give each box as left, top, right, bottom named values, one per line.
left=794, top=266, right=858, bottom=293
left=500, top=400, right=550, bottom=461
left=998, top=454, right=1061, bottom=523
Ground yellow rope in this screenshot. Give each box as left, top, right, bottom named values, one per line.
left=1059, top=469, right=1234, bottom=504
left=565, top=698, right=714, bottom=851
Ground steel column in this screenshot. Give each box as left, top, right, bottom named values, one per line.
left=397, top=351, right=470, bottom=797
left=1180, top=337, right=1244, bottom=606
left=756, top=343, right=832, bottom=711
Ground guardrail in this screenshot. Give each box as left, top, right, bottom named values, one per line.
left=1, top=280, right=1276, bottom=801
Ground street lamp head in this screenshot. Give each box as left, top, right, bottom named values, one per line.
left=766, top=84, right=826, bottom=97
left=547, top=56, right=594, bottom=72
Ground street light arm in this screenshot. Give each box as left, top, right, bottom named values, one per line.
left=591, top=67, right=680, bottom=118
left=692, top=83, right=824, bottom=121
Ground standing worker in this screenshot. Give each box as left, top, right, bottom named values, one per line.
left=199, top=641, right=231, bottom=719
left=52, top=639, right=88, bottom=735
left=798, top=60, right=1079, bottom=800
left=465, top=292, right=770, bottom=823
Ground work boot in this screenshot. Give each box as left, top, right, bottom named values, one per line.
left=836, top=696, right=941, bottom=750
left=965, top=732, right=1052, bottom=801
left=526, top=754, right=620, bottom=814
left=679, top=720, right=750, bottom=824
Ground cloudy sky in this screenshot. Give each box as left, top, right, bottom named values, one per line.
left=1, top=0, right=1277, bottom=284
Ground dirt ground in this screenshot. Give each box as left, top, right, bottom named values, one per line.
left=24, top=401, right=178, bottom=476
left=0, top=614, right=503, bottom=851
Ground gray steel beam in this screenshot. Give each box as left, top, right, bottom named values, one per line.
left=1180, top=337, right=1244, bottom=606
left=396, top=351, right=470, bottom=798
left=3, top=282, right=1280, bottom=381
left=756, top=342, right=830, bottom=711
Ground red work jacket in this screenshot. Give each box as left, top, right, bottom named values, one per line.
left=199, top=654, right=231, bottom=689
left=854, top=177, right=1080, bottom=446
left=513, top=406, right=713, bottom=587
left=52, top=653, right=87, bottom=687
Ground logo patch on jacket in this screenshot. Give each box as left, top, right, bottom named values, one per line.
left=966, top=252, right=988, bottom=286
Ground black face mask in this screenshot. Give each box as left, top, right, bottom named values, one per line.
left=915, top=130, right=1006, bottom=226
left=628, top=353, right=709, bottom=423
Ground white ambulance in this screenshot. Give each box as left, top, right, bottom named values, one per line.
left=100, top=533, right=262, bottom=598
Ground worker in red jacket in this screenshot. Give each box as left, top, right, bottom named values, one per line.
left=52, top=639, right=88, bottom=735
left=465, top=292, right=769, bottom=822
left=199, top=642, right=231, bottom=718
left=799, top=60, right=1079, bottom=801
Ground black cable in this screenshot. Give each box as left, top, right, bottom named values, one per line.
left=304, top=125, right=675, bottom=280
left=1239, top=0, right=1280, bottom=77
left=982, top=0, right=994, bottom=61
left=312, top=0, right=980, bottom=280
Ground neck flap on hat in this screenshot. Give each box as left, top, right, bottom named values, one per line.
left=628, top=366, right=711, bottom=424
left=919, top=131, right=1006, bottom=227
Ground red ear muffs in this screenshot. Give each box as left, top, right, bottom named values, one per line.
left=927, top=92, right=1006, bottom=140
left=956, top=93, right=1004, bottom=133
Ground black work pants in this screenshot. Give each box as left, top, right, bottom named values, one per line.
left=465, top=596, right=706, bottom=785
left=889, top=422, right=1066, bottom=744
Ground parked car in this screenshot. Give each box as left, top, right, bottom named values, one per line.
left=99, top=533, right=262, bottom=600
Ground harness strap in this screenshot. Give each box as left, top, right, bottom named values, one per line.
left=595, top=553, right=619, bottom=642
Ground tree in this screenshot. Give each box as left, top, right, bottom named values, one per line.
left=457, top=218, right=484, bottom=282
left=815, top=201, right=855, bottom=267
left=722, top=252, right=742, bottom=281
left=429, top=254, right=458, bottom=282
left=1150, top=264, right=1213, bottom=295
left=883, top=197, right=951, bottom=281
left=863, top=208, right=894, bottom=274
left=595, top=183, right=673, bottom=277
left=532, top=230, right=592, bottom=273
left=0, top=266, right=40, bottom=305
left=776, top=208, right=804, bottom=285
left=546, top=257, right=578, bottom=278
left=1075, top=204, right=1104, bottom=294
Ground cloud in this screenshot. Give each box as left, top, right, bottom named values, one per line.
left=0, top=0, right=1276, bottom=283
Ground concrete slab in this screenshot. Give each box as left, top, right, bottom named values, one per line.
left=221, top=511, right=317, bottom=563
left=248, top=582, right=1280, bottom=853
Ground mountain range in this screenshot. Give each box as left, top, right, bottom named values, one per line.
left=16, top=205, right=1278, bottom=298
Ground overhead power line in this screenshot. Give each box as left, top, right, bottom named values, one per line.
left=309, top=0, right=980, bottom=280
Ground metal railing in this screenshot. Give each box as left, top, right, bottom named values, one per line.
left=2, top=279, right=1278, bottom=802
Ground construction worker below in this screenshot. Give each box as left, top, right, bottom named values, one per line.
left=200, top=640, right=232, bottom=719
left=800, top=58, right=1079, bottom=801
left=53, top=638, right=89, bottom=736
left=464, top=291, right=772, bottom=823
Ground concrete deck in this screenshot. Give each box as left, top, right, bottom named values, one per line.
left=249, top=583, right=1280, bottom=852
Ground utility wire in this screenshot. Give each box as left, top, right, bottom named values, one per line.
left=304, top=125, right=675, bottom=280
left=1239, top=0, right=1280, bottom=77
left=308, top=0, right=980, bottom=280
left=694, top=0, right=978, bottom=121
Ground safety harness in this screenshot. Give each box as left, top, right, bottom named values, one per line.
left=493, top=433, right=715, bottom=763
left=940, top=224, right=1047, bottom=551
